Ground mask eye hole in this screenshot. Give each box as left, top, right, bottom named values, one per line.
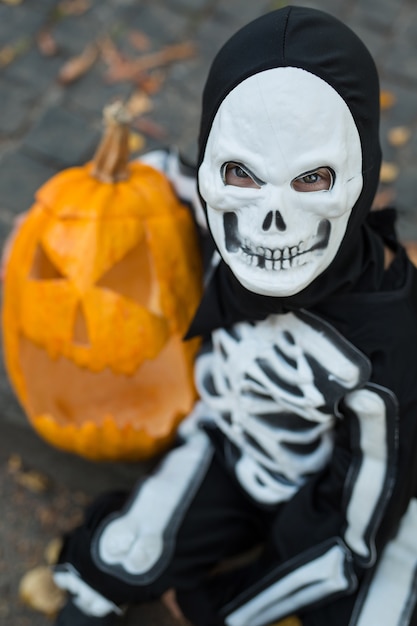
left=291, top=167, right=335, bottom=193
left=221, top=162, right=264, bottom=189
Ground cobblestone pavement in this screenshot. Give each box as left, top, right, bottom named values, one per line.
left=1, top=0, right=417, bottom=624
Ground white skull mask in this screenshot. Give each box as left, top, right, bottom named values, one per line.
left=198, top=67, right=364, bottom=297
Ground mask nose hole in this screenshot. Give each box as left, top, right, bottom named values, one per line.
left=262, top=211, right=286, bottom=232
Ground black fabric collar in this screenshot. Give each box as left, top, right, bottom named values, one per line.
left=187, top=221, right=386, bottom=338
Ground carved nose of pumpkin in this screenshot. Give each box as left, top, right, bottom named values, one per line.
left=73, top=303, right=90, bottom=346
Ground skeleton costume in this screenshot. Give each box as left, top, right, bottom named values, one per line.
left=54, top=7, right=417, bottom=626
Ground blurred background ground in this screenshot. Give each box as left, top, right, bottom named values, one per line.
left=1, top=0, right=417, bottom=624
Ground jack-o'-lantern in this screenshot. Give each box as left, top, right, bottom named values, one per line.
left=2, top=102, right=202, bottom=461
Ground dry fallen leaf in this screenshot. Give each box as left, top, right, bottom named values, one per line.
left=380, top=90, right=397, bottom=111
left=19, top=566, right=66, bottom=616
left=0, top=45, right=16, bottom=67
left=380, top=161, right=399, bottom=184
left=37, top=29, right=59, bottom=57
left=388, top=125, right=411, bottom=147
left=0, top=37, right=30, bottom=68
left=44, top=538, right=64, bottom=565
left=58, top=43, right=98, bottom=84
left=128, top=131, right=146, bottom=153
left=125, top=90, right=153, bottom=117
left=7, top=453, right=23, bottom=473
left=14, top=469, right=50, bottom=493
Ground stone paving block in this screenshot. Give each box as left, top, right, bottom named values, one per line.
left=272, top=0, right=351, bottom=21
left=350, top=0, right=403, bottom=32
left=150, top=82, right=201, bottom=160
left=168, top=55, right=208, bottom=99
left=112, top=2, right=190, bottom=50
left=0, top=150, right=58, bottom=215
left=405, top=126, right=417, bottom=158
left=0, top=349, right=25, bottom=428
left=0, top=77, right=36, bottom=137
left=383, top=45, right=417, bottom=86
left=30, top=0, right=57, bottom=8
left=0, top=4, right=46, bottom=46
left=50, top=8, right=106, bottom=56
left=168, top=0, right=210, bottom=11
left=349, top=23, right=390, bottom=61
left=382, top=9, right=417, bottom=85
left=379, top=129, right=396, bottom=164
left=22, top=105, right=100, bottom=168
left=396, top=208, right=417, bottom=242
left=0, top=417, right=150, bottom=496
left=64, top=64, right=133, bottom=116
left=216, top=0, right=281, bottom=29
left=380, top=83, right=417, bottom=127
left=2, top=48, right=63, bottom=98
left=192, top=14, right=239, bottom=64
left=391, top=5, right=417, bottom=48
left=393, top=158, right=417, bottom=237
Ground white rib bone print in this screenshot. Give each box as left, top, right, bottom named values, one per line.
left=195, top=311, right=369, bottom=504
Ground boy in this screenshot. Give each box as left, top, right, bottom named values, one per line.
left=53, top=6, right=417, bottom=626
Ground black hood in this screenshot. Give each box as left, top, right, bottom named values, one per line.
left=188, top=5, right=385, bottom=337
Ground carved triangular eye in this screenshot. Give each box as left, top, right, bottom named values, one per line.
left=30, top=244, right=65, bottom=280
left=96, top=243, right=154, bottom=306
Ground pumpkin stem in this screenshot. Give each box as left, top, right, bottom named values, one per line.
left=91, top=101, right=132, bottom=183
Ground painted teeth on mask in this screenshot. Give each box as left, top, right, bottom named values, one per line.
left=240, top=241, right=323, bottom=270
left=243, top=252, right=255, bottom=266
left=224, top=213, right=331, bottom=270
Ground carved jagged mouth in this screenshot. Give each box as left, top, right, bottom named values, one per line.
left=224, top=213, right=331, bottom=270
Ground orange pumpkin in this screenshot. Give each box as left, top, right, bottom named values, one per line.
left=2, top=102, right=202, bottom=461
